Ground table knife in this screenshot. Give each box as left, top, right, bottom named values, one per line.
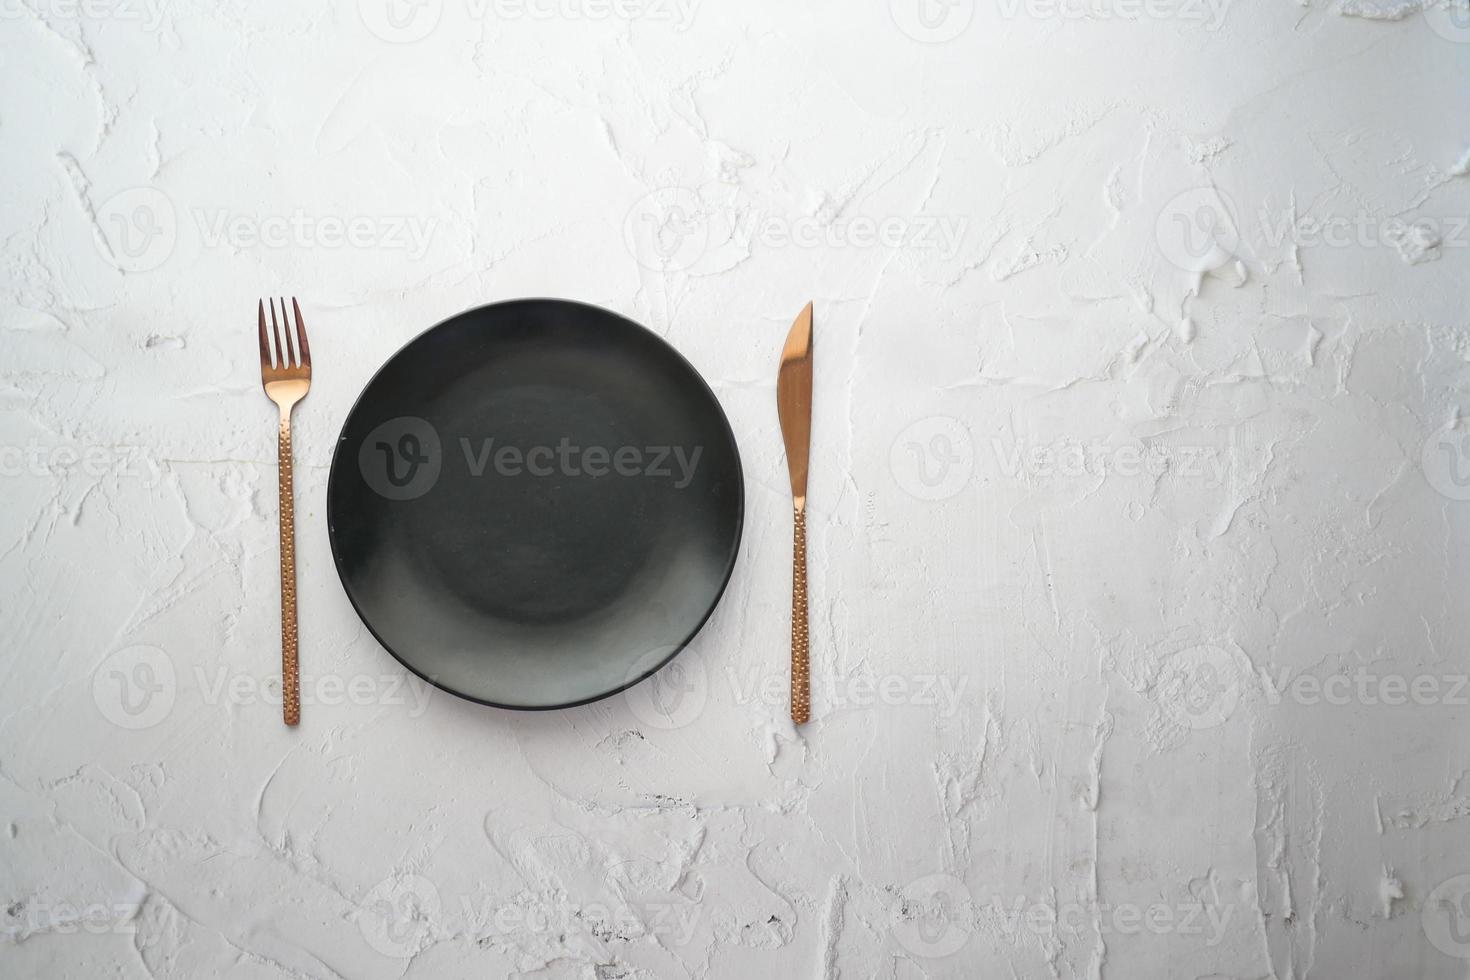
left=777, top=302, right=814, bottom=725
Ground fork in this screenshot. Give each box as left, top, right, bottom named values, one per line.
left=258, top=298, right=312, bottom=727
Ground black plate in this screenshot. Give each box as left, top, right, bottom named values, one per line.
left=326, top=299, right=744, bottom=710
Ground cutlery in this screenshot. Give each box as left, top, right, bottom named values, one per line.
left=777, top=302, right=814, bottom=725
left=257, top=297, right=312, bottom=727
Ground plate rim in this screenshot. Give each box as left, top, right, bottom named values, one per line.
left=325, top=297, right=745, bottom=712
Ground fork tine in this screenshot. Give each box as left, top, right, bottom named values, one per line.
left=257, top=299, right=271, bottom=370
left=281, top=296, right=296, bottom=366
left=269, top=298, right=284, bottom=370
left=292, top=297, right=311, bottom=368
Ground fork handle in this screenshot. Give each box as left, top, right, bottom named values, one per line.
left=277, top=408, right=300, bottom=727
left=790, top=500, right=810, bottom=724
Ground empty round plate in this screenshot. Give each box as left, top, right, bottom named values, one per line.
left=326, top=299, right=744, bottom=709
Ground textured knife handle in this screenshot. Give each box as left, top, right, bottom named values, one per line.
left=791, top=502, right=810, bottom=724
left=278, top=412, right=300, bottom=727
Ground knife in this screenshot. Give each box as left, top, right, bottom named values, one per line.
left=777, top=302, right=814, bottom=725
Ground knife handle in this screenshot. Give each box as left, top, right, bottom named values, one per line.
left=790, top=501, right=810, bottom=724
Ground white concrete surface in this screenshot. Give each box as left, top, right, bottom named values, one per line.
left=2, top=0, right=1469, bottom=977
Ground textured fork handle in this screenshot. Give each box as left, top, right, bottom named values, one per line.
left=277, top=410, right=300, bottom=727
left=791, top=502, right=809, bottom=724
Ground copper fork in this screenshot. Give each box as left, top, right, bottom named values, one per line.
left=258, top=298, right=311, bottom=727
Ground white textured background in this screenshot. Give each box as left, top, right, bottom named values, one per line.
left=3, top=0, right=1470, bottom=977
